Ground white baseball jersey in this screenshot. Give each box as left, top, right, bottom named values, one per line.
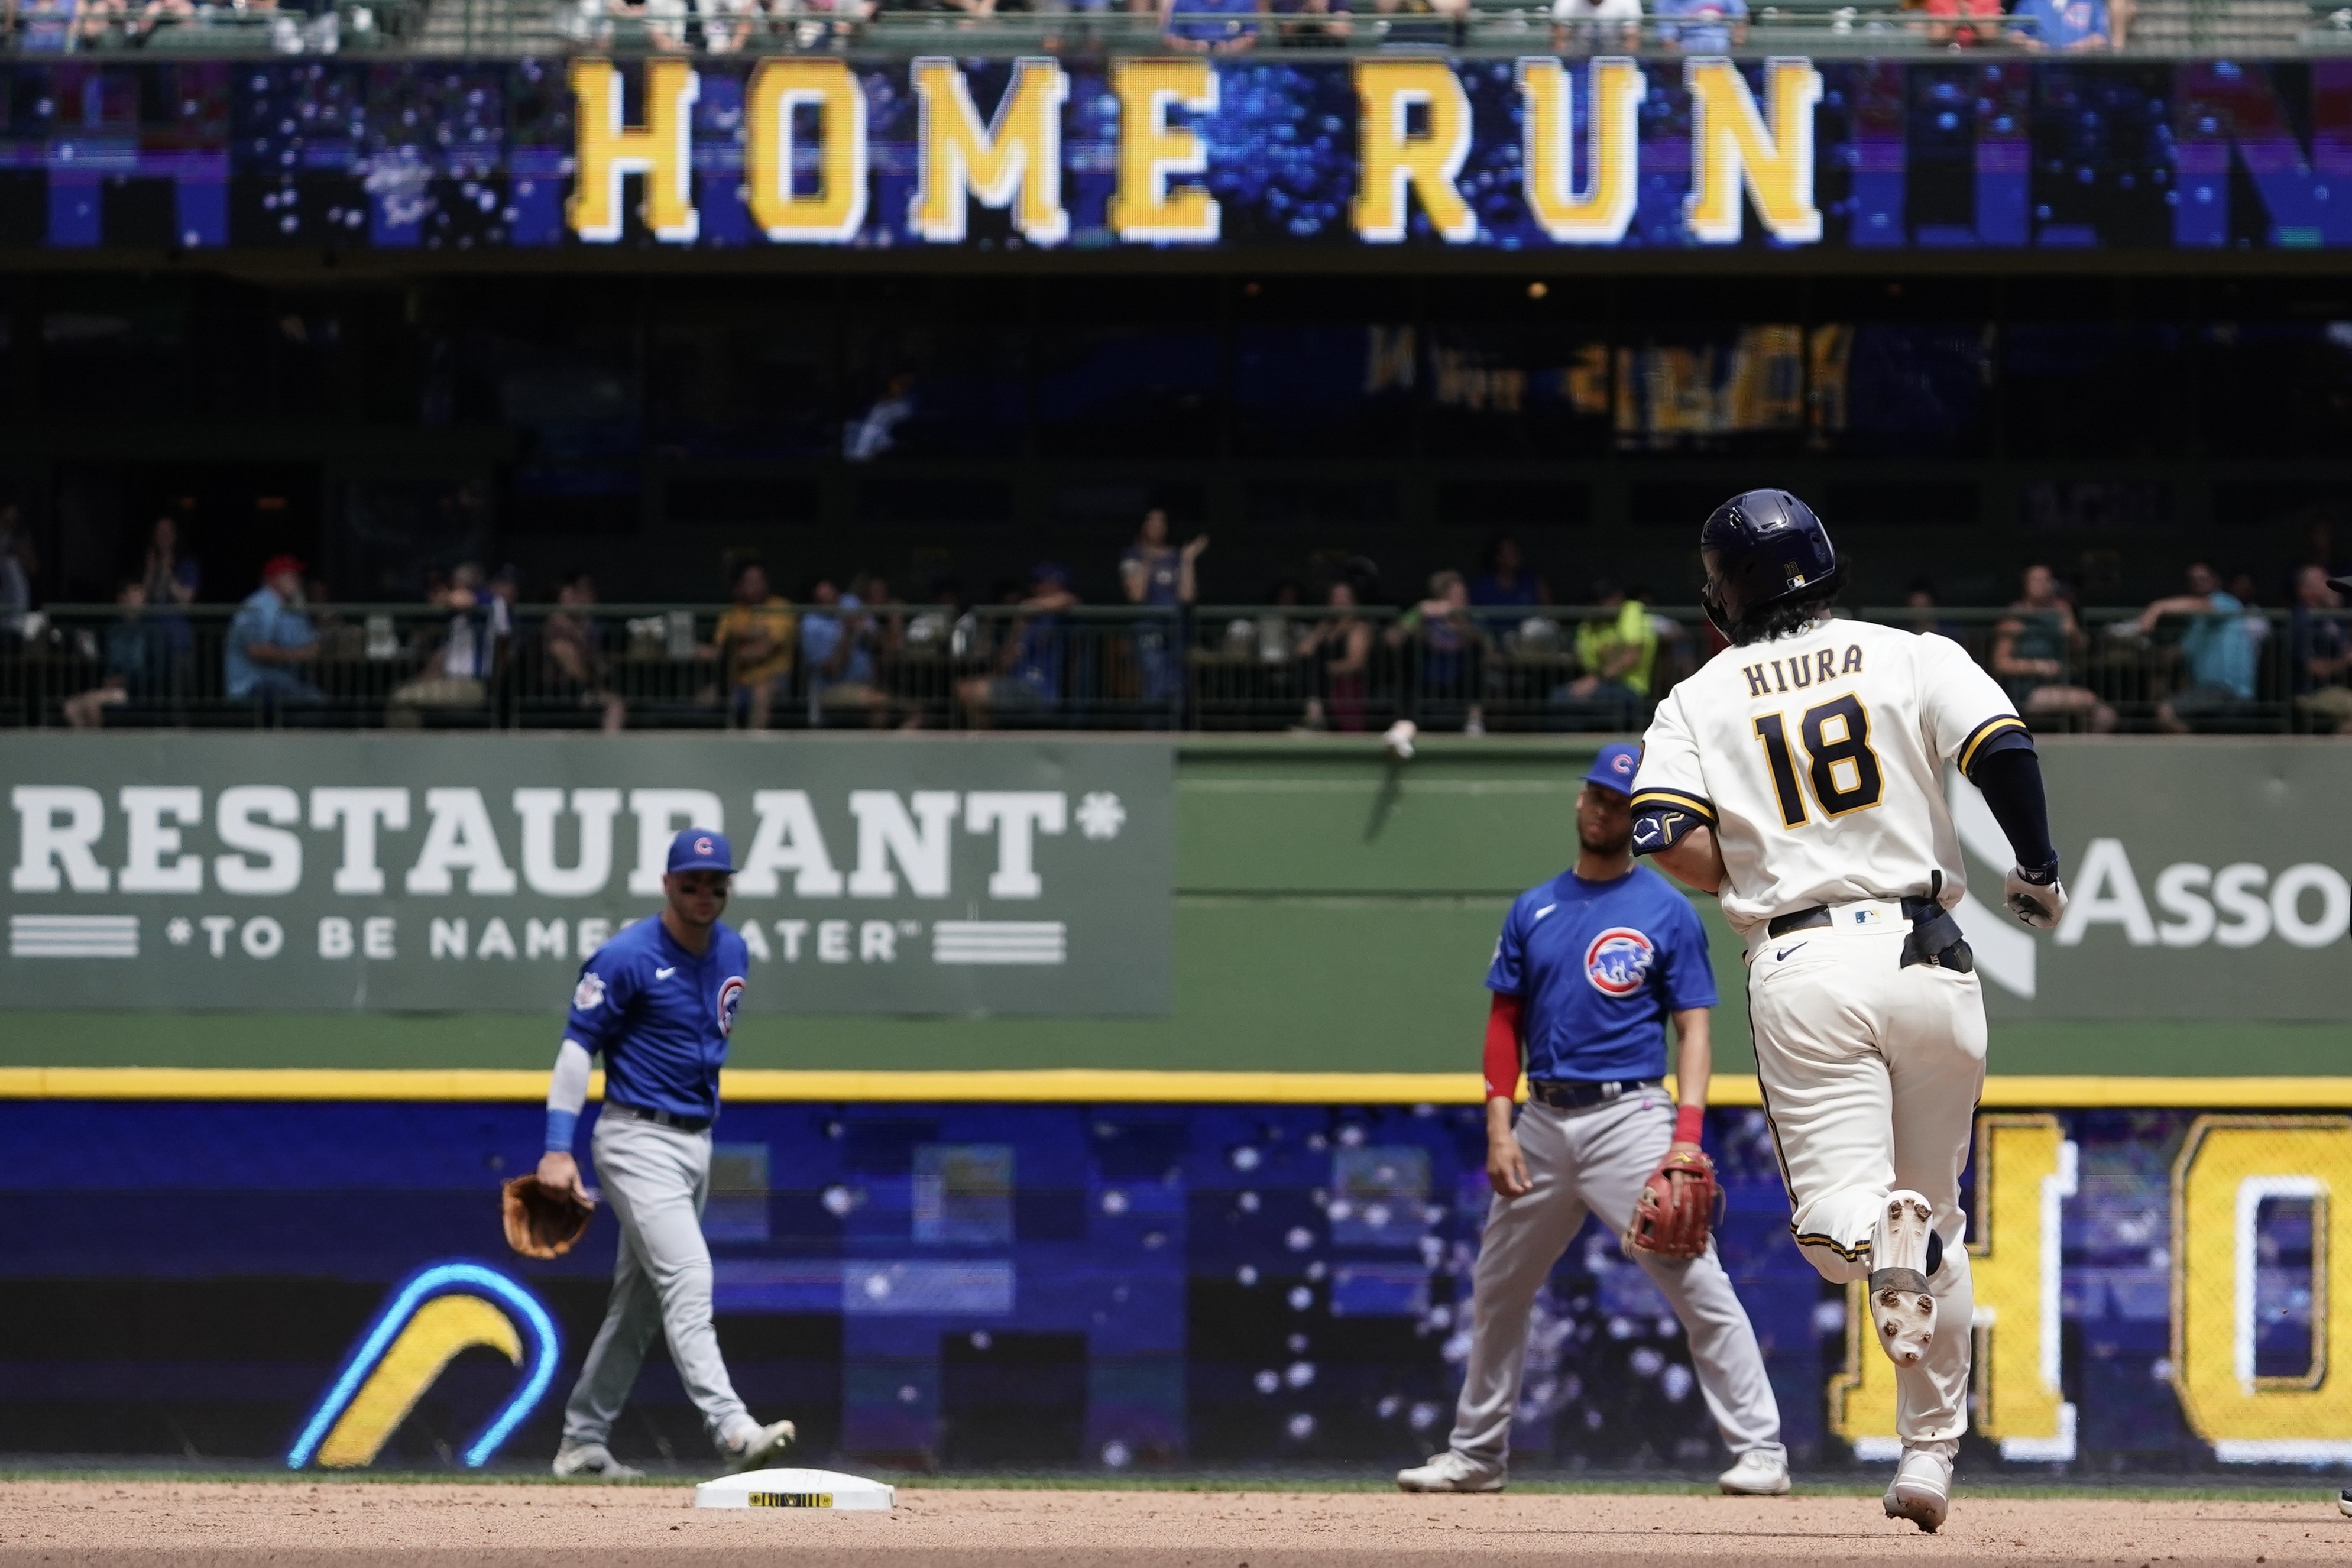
left=1631, top=619, right=2024, bottom=939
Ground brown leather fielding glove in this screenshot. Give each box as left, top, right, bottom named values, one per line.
left=501, top=1174, right=595, bottom=1259
left=1623, top=1146, right=1723, bottom=1259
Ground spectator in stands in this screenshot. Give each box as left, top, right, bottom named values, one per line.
left=1993, top=565, right=2116, bottom=734
left=1549, top=579, right=1656, bottom=733
left=699, top=0, right=760, bottom=49
left=139, top=515, right=199, bottom=697
left=1271, top=0, right=1351, bottom=44
left=2140, top=561, right=2257, bottom=733
left=711, top=561, right=797, bottom=730
left=1122, top=507, right=1207, bottom=719
left=1163, top=0, right=1262, bottom=54
left=2289, top=563, right=2351, bottom=735
left=1297, top=579, right=1372, bottom=733
left=225, top=553, right=323, bottom=711
left=802, top=576, right=899, bottom=728
left=1923, top=0, right=2001, bottom=46
left=388, top=561, right=509, bottom=728
left=1369, top=0, right=1467, bottom=41
left=1656, top=0, right=1744, bottom=50
left=958, top=562, right=1078, bottom=728
left=542, top=571, right=626, bottom=734
left=0, top=506, right=32, bottom=644
left=1394, top=568, right=1488, bottom=736
left=1899, top=579, right=1969, bottom=644
left=64, top=580, right=165, bottom=729
left=2011, top=0, right=2108, bottom=48
left=1469, top=534, right=1551, bottom=614
left=1552, top=0, right=1638, bottom=48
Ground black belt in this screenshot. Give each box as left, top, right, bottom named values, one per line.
left=1765, top=881, right=1973, bottom=974
left=604, top=1101, right=713, bottom=1135
left=1527, top=1077, right=1662, bottom=1111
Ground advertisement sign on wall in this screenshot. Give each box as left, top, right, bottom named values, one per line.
left=1954, top=743, right=2352, bottom=1022
left=0, top=735, right=1174, bottom=1016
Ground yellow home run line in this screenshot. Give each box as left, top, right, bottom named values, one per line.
left=0, top=1067, right=2350, bottom=1109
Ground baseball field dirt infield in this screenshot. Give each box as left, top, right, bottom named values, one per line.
left=1, top=1481, right=2347, bottom=1567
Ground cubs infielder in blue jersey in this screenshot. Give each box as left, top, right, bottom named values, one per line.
left=537, top=827, right=797, bottom=1480
left=1397, top=743, right=1787, bottom=1497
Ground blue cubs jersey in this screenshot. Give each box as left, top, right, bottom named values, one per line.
left=563, top=916, right=750, bottom=1122
left=1485, top=864, right=1718, bottom=1084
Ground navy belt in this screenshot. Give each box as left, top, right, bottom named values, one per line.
left=1527, top=1077, right=1662, bottom=1111
left=604, top=1101, right=713, bottom=1135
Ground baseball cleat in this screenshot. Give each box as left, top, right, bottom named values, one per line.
left=1395, top=1451, right=1504, bottom=1493
left=551, top=1443, right=645, bottom=1481
left=1383, top=720, right=1418, bottom=761
left=721, top=1417, right=797, bottom=1473
left=1882, top=1447, right=1951, bottom=1532
left=2338, top=1486, right=2351, bottom=1518
left=1716, top=1448, right=1791, bottom=1496
left=1869, top=1191, right=1938, bottom=1369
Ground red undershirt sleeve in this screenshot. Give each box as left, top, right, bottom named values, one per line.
left=1482, top=992, right=1523, bottom=1102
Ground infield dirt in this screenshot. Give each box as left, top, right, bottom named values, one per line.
left=1, top=1481, right=2347, bottom=1567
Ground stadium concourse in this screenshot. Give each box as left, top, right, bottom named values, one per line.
left=0, top=1479, right=2347, bottom=1566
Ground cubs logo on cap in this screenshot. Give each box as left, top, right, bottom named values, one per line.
left=1582, top=741, right=1644, bottom=798
left=1585, top=926, right=1657, bottom=997
left=666, top=827, right=737, bottom=876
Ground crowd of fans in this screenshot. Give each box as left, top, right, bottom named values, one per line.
left=6, top=506, right=2348, bottom=735
left=553, top=0, right=2123, bottom=54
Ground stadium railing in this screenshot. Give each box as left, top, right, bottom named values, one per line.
left=5, top=600, right=2346, bottom=735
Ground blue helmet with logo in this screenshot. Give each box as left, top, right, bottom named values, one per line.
left=1697, top=488, right=1841, bottom=641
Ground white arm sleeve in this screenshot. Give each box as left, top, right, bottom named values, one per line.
left=547, top=1038, right=592, bottom=1117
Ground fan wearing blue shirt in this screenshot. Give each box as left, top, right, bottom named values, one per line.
left=537, top=827, right=797, bottom=1480
left=1398, top=743, right=1787, bottom=1498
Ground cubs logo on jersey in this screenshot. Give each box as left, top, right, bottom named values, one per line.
left=573, top=972, right=606, bottom=1011
left=716, top=976, right=745, bottom=1036
left=1585, top=928, right=1657, bottom=997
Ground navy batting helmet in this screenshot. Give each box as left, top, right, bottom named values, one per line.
left=1697, top=489, right=1841, bottom=641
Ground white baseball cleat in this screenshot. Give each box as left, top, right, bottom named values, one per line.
left=1716, top=1448, right=1791, bottom=1496
left=720, top=1417, right=798, bottom=1473
left=1395, top=1450, right=1504, bottom=1493
left=2338, top=1486, right=2351, bottom=1519
left=1869, top=1190, right=1938, bottom=1369
left=1882, top=1446, right=1952, bottom=1532
left=1383, top=720, right=1418, bottom=761
left=551, top=1442, right=645, bottom=1481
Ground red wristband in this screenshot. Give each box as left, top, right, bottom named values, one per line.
left=1674, top=1103, right=1705, bottom=1145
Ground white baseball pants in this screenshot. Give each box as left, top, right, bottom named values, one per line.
left=1747, top=918, right=1986, bottom=1449
left=560, top=1112, right=754, bottom=1452
left=1447, top=1091, right=1784, bottom=1471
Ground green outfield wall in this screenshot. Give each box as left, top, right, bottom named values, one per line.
left=3, top=735, right=2345, bottom=1080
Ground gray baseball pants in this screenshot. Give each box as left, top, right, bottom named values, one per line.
left=561, top=1112, right=754, bottom=1452
left=1446, top=1090, right=1784, bottom=1472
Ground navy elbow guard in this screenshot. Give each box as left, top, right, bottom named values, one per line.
left=1631, top=804, right=1705, bottom=857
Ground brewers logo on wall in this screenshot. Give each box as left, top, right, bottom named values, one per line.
left=287, top=1262, right=561, bottom=1470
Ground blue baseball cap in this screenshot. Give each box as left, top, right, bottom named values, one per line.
left=666, top=827, right=736, bottom=876
left=1583, top=742, right=1642, bottom=798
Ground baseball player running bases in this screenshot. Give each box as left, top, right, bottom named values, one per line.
left=1631, top=491, right=2067, bottom=1531
left=536, top=827, right=798, bottom=1480
left=1399, top=742, right=1789, bottom=1498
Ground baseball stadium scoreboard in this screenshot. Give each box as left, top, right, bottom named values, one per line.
left=0, top=56, right=2342, bottom=253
